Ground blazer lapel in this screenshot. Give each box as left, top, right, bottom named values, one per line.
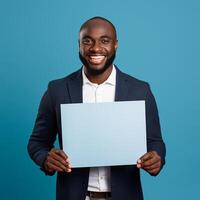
left=66, top=66, right=130, bottom=103
left=115, top=67, right=129, bottom=101
left=67, top=69, right=83, bottom=103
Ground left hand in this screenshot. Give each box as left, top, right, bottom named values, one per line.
left=137, top=151, right=161, bottom=176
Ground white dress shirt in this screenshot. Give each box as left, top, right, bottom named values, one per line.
left=82, top=66, right=116, bottom=192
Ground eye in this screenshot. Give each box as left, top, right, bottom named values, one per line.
left=101, top=38, right=110, bottom=44
left=82, top=38, right=92, bottom=45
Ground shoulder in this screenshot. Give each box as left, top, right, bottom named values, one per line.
left=47, top=69, right=81, bottom=90
left=116, top=67, right=156, bottom=103
left=116, top=67, right=150, bottom=89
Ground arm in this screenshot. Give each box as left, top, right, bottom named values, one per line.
left=27, top=84, right=71, bottom=175
left=137, top=84, right=166, bottom=176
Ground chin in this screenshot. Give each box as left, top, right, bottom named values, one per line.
left=88, top=63, right=107, bottom=71
left=86, top=64, right=110, bottom=76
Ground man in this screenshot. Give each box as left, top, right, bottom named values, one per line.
left=28, top=16, right=166, bottom=200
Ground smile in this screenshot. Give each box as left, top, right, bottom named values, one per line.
left=89, top=55, right=105, bottom=64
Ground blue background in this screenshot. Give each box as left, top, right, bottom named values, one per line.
left=0, top=0, right=199, bottom=199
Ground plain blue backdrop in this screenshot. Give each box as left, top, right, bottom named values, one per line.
left=0, top=0, right=199, bottom=199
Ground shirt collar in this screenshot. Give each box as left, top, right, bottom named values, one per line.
left=82, top=65, right=116, bottom=86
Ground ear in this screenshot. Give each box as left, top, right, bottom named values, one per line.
left=78, top=39, right=80, bottom=48
left=115, top=40, right=118, bottom=50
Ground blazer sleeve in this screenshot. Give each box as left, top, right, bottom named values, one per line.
left=27, top=83, right=57, bottom=175
left=145, top=84, right=166, bottom=168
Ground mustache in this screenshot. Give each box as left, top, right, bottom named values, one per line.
left=79, top=52, right=116, bottom=76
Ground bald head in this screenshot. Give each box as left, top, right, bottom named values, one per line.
left=79, top=16, right=117, bottom=39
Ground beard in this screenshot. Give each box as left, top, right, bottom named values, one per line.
left=79, top=52, right=116, bottom=76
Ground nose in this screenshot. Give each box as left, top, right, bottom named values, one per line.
left=89, top=41, right=101, bottom=53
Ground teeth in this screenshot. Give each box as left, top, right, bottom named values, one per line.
left=90, top=56, right=104, bottom=59
left=89, top=56, right=105, bottom=64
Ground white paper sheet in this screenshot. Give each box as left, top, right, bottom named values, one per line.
left=61, top=101, right=147, bottom=168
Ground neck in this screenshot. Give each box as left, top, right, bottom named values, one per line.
left=84, top=65, right=113, bottom=84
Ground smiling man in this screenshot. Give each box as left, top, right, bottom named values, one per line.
left=79, top=18, right=117, bottom=82
left=28, top=17, right=166, bottom=200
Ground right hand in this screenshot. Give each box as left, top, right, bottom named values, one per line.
left=44, top=148, right=72, bottom=173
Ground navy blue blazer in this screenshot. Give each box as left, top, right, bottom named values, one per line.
left=28, top=67, right=166, bottom=200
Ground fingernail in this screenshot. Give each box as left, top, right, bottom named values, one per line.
left=137, top=164, right=141, bottom=168
left=67, top=169, right=71, bottom=173
left=137, top=159, right=141, bottom=164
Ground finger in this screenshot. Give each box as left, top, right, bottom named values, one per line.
left=49, top=151, right=70, bottom=167
left=141, top=156, right=160, bottom=168
left=49, top=162, right=71, bottom=173
left=55, top=149, right=68, bottom=160
left=137, top=156, right=151, bottom=168
left=47, top=161, right=72, bottom=173
left=48, top=149, right=72, bottom=170
left=138, top=152, right=154, bottom=163
left=137, top=153, right=151, bottom=167
left=47, top=161, right=65, bottom=172
left=143, top=162, right=161, bottom=171
left=137, top=164, right=141, bottom=168
left=138, top=151, right=160, bottom=164
left=137, top=151, right=159, bottom=169
left=147, top=167, right=160, bottom=175
left=48, top=157, right=70, bottom=172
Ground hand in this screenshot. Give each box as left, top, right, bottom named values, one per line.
left=44, top=148, right=72, bottom=173
left=137, top=151, right=161, bottom=176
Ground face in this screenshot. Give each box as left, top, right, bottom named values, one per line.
left=79, top=19, right=118, bottom=75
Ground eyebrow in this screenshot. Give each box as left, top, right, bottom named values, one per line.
left=100, top=36, right=112, bottom=39
left=81, top=35, right=112, bottom=40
